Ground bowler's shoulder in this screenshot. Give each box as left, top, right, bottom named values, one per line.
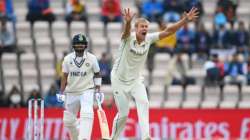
left=122, top=32, right=135, bottom=42
left=146, top=32, right=160, bottom=42
left=146, top=32, right=160, bottom=38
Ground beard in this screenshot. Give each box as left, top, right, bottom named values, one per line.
left=74, top=48, right=85, bottom=56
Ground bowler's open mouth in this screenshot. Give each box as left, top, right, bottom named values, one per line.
left=142, top=31, right=147, bottom=36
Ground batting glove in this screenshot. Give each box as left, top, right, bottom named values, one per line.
left=56, top=92, right=65, bottom=103
left=95, top=92, right=104, bottom=104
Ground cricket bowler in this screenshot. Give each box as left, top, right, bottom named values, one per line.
left=110, top=8, right=199, bottom=140
left=58, top=34, right=102, bottom=140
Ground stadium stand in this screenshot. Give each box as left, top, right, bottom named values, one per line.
left=163, top=85, right=183, bottom=108
left=182, top=85, right=202, bottom=108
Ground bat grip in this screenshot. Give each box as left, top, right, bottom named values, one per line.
left=97, top=99, right=103, bottom=109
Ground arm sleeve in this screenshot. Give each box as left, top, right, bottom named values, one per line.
left=93, top=56, right=100, bottom=73
left=62, top=59, right=69, bottom=73
left=147, top=32, right=160, bottom=44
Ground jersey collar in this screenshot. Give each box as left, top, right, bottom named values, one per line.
left=73, top=51, right=87, bottom=68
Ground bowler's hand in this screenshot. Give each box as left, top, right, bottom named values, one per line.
left=122, top=8, right=136, bottom=23
left=183, top=7, right=199, bottom=22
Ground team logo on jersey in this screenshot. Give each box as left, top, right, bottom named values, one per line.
left=86, top=63, right=90, bottom=67
left=70, top=71, right=87, bottom=77
left=130, top=41, right=148, bottom=55
left=130, top=47, right=147, bottom=55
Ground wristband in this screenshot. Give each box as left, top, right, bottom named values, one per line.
left=94, top=77, right=102, bottom=86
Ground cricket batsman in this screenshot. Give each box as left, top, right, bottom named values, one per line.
left=57, top=34, right=102, bottom=140
left=110, top=8, right=199, bottom=140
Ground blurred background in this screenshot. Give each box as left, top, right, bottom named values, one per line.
left=0, top=0, right=250, bottom=139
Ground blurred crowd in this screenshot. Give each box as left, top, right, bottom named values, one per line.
left=0, top=0, right=249, bottom=108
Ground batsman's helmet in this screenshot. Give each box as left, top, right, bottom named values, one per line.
left=72, top=34, right=88, bottom=46
left=72, top=34, right=88, bottom=53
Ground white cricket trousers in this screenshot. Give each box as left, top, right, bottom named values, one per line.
left=111, top=75, right=150, bottom=140
left=64, top=89, right=94, bottom=140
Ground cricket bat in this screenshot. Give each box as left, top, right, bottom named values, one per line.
left=96, top=93, right=110, bottom=140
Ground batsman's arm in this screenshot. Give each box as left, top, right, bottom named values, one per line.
left=93, top=55, right=102, bottom=93
left=94, top=72, right=102, bottom=93
left=159, top=7, right=199, bottom=40
left=60, top=73, right=68, bottom=94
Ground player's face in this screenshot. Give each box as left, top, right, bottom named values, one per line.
left=73, top=44, right=87, bottom=56
left=136, top=22, right=149, bottom=40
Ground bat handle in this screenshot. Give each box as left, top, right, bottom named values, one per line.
left=97, top=100, right=103, bottom=109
